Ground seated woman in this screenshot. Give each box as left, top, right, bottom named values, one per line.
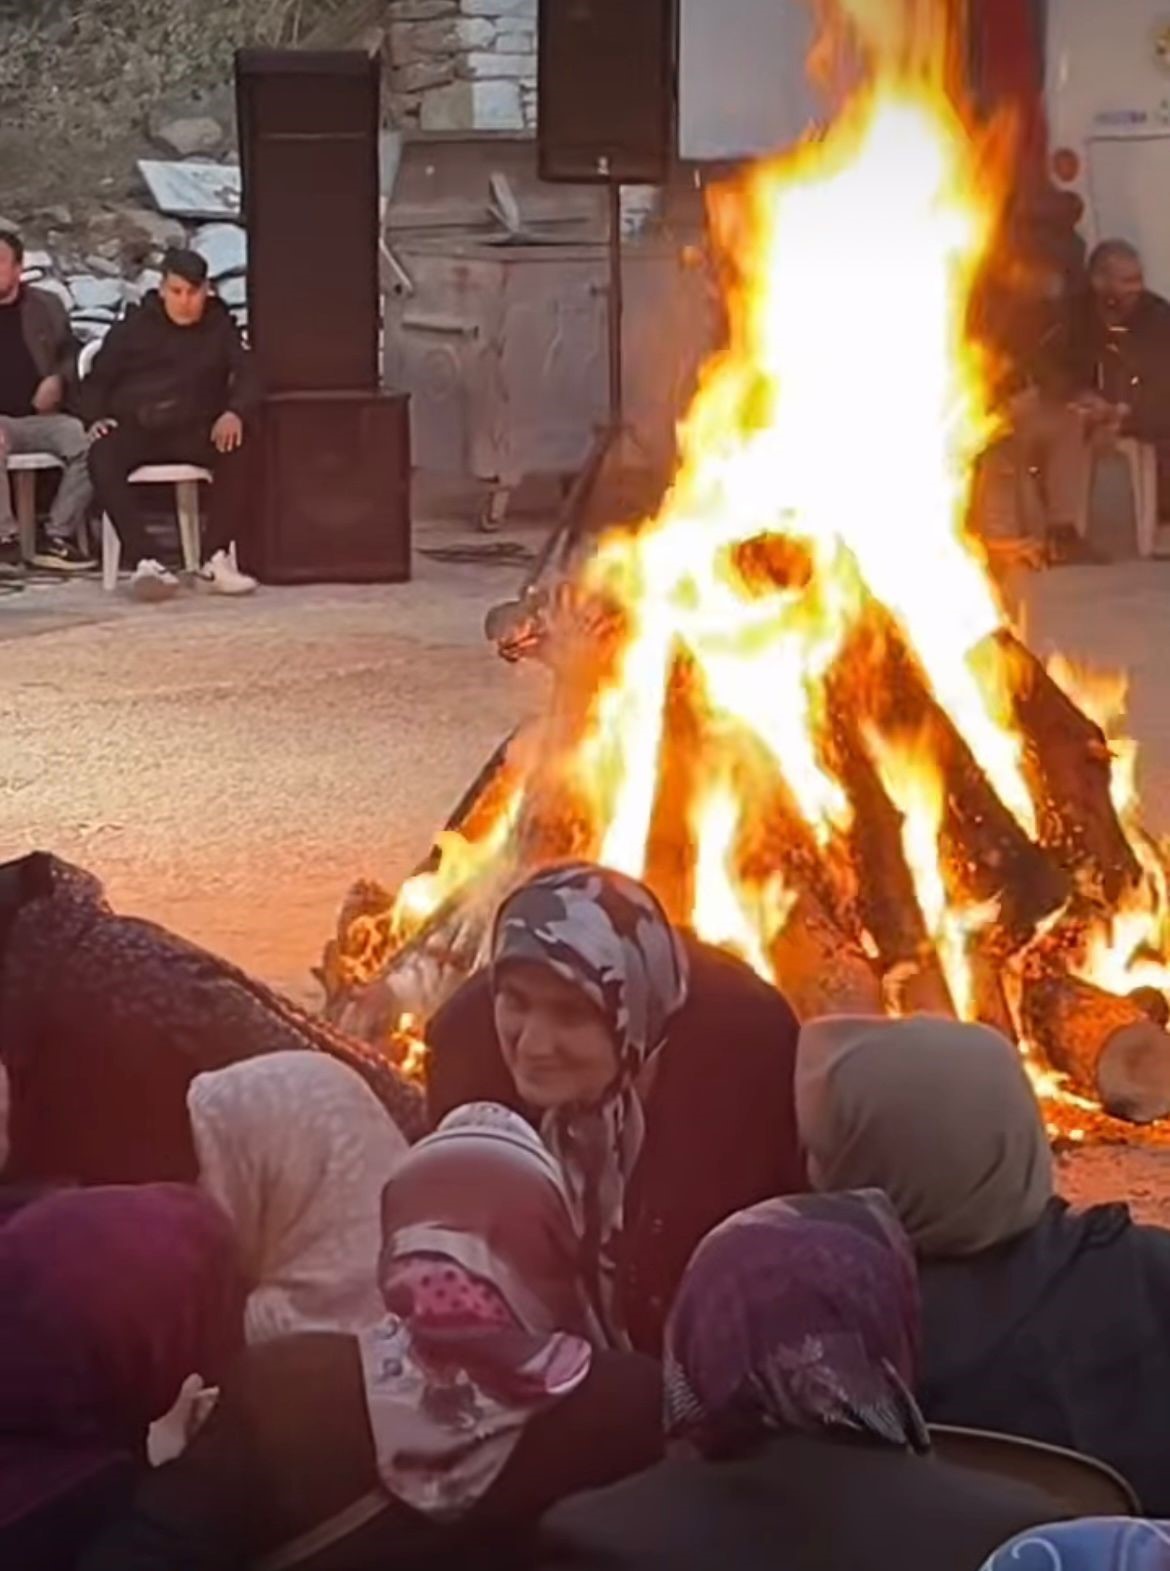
left=427, top=861, right=805, bottom=1350
left=797, top=1014, right=1170, bottom=1514
left=535, top=1192, right=1061, bottom=1571
left=81, top=1104, right=664, bottom=1571
left=0, top=1184, right=244, bottom=1571
left=0, top=852, right=425, bottom=1187
left=188, top=1052, right=410, bottom=1341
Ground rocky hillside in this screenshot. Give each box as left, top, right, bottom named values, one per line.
left=0, top=0, right=378, bottom=226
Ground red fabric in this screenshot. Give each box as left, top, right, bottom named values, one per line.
left=385, top=1257, right=517, bottom=1332
left=972, top=0, right=1047, bottom=164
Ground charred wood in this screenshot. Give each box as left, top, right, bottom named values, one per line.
left=1023, top=972, right=1170, bottom=1124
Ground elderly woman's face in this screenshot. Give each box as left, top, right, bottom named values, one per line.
left=493, top=961, right=619, bottom=1110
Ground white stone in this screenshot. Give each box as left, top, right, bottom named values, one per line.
left=215, top=274, right=247, bottom=308
left=67, top=276, right=124, bottom=311
left=420, top=78, right=523, bottom=131
left=192, top=222, right=247, bottom=279
left=460, top=51, right=535, bottom=81
left=494, top=28, right=534, bottom=50
left=460, top=0, right=535, bottom=16
left=71, top=313, right=122, bottom=337
left=22, top=249, right=53, bottom=273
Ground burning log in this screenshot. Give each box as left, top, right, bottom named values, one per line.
left=823, top=701, right=955, bottom=1013
left=769, top=887, right=884, bottom=1020
left=845, top=618, right=1069, bottom=951
left=994, top=632, right=1141, bottom=905
left=1023, top=973, right=1170, bottom=1124
left=1131, top=987, right=1170, bottom=1029
left=966, top=936, right=1017, bottom=1038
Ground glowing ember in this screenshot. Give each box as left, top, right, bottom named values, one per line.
left=341, top=0, right=1170, bottom=1139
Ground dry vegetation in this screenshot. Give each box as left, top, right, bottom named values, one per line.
left=0, top=0, right=379, bottom=216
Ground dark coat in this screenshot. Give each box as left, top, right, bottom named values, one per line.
left=533, top=1432, right=1063, bottom=1571
left=81, top=292, right=260, bottom=430
left=17, top=284, right=76, bottom=384
left=426, top=936, right=806, bottom=1353
left=1044, top=288, right=1170, bottom=440
left=0, top=852, right=426, bottom=1186
left=80, top=1333, right=664, bottom=1571
left=919, top=1197, right=1170, bottom=1514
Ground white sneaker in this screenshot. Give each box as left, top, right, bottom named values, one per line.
left=197, top=549, right=257, bottom=597
left=128, top=558, right=180, bottom=603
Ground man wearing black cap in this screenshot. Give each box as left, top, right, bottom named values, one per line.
left=85, top=247, right=260, bottom=601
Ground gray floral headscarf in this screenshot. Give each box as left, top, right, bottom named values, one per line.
left=491, top=863, right=690, bottom=1344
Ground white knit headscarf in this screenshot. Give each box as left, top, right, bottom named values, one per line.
left=188, top=1051, right=409, bottom=1342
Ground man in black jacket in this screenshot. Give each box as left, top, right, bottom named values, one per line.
left=1002, top=239, right=1170, bottom=561
left=85, top=247, right=260, bottom=601
left=1060, top=239, right=1170, bottom=445
left=0, top=229, right=94, bottom=573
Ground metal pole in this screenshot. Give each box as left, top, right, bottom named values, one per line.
left=607, top=179, right=624, bottom=428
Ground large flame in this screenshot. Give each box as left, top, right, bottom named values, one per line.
left=564, top=0, right=1032, bottom=990
left=357, top=0, right=1170, bottom=1135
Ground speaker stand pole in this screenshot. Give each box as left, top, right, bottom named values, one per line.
left=485, top=179, right=643, bottom=661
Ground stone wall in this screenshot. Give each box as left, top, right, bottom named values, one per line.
left=385, top=0, right=537, bottom=132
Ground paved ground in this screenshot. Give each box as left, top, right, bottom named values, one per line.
left=5, top=536, right=1170, bottom=1208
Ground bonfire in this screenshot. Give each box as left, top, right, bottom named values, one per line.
left=323, top=0, right=1170, bottom=1141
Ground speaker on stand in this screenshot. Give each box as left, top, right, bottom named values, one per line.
left=487, top=0, right=678, bottom=656
left=234, top=48, right=411, bottom=583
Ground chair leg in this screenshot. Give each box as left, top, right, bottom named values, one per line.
left=1137, top=445, right=1159, bottom=559
left=176, top=481, right=201, bottom=573
left=101, top=514, right=121, bottom=592
left=14, top=471, right=36, bottom=562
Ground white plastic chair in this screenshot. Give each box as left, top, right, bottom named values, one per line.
left=8, top=451, right=64, bottom=561
left=1075, top=437, right=1160, bottom=559
left=1116, top=438, right=1159, bottom=559
left=77, top=341, right=214, bottom=592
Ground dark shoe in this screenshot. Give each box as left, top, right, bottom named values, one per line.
left=0, top=536, right=24, bottom=578
left=31, top=537, right=97, bottom=573
left=1047, top=524, right=1104, bottom=566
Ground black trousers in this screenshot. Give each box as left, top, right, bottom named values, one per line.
left=88, top=420, right=251, bottom=566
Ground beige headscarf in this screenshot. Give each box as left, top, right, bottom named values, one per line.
left=188, top=1052, right=409, bottom=1342
left=796, top=1015, right=1053, bottom=1259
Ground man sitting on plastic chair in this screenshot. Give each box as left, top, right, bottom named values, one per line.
left=1039, top=239, right=1170, bottom=562
left=84, top=247, right=258, bottom=602
left=0, top=228, right=95, bottom=575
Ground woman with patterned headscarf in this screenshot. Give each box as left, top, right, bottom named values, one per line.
left=534, top=1193, right=1061, bottom=1571
left=796, top=1014, right=1170, bottom=1514
left=81, top=1104, right=663, bottom=1571
left=426, top=861, right=806, bottom=1351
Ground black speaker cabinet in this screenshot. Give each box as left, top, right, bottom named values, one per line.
left=236, top=49, right=380, bottom=392
left=538, top=0, right=676, bottom=183
left=252, top=392, right=411, bottom=584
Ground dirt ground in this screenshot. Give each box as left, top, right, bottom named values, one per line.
left=0, top=518, right=546, bottom=1005
left=4, top=538, right=1170, bottom=1210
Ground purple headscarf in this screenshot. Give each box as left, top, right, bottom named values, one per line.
left=665, top=1191, right=928, bottom=1456
left=0, top=1184, right=244, bottom=1454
